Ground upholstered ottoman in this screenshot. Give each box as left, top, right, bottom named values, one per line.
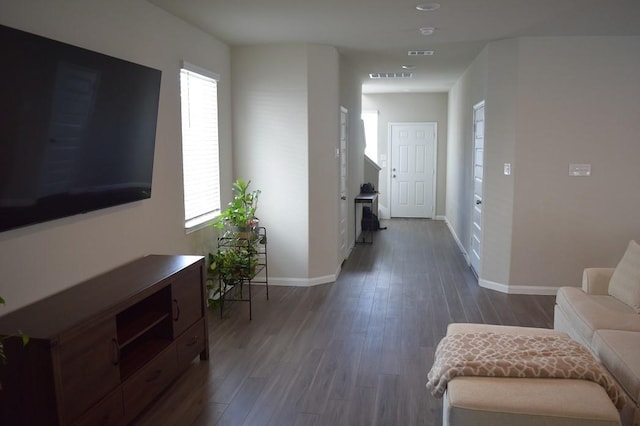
left=438, top=324, right=622, bottom=426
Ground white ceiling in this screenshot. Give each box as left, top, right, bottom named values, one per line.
left=148, top=0, right=640, bottom=94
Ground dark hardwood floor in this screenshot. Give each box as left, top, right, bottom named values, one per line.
left=135, top=219, right=555, bottom=426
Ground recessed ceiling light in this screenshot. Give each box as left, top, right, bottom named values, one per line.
left=416, top=3, right=440, bottom=12
left=419, top=27, right=436, bottom=36
left=402, top=65, right=416, bottom=70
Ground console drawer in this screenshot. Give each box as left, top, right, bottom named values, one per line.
left=71, top=388, right=124, bottom=426
left=122, top=345, right=177, bottom=422
left=176, top=318, right=206, bottom=371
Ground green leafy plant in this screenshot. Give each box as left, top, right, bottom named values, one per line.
left=0, top=296, right=4, bottom=364
left=1, top=297, right=29, bottom=390
left=207, top=179, right=263, bottom=309
left=212, top=179, right=261, bottom=232
left=206, top=235, right=260, bottom=308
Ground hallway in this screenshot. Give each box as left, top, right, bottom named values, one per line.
left=137, top=219, right=555, bottom=425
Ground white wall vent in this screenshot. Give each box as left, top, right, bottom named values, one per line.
left=408, top=50, right=434, bottom=56
left=369, top=72, right=413, bottom=79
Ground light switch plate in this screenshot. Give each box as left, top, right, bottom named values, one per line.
left=504, top=163, right=511, bottom=175
left=569, top=163, right=591, bottom=177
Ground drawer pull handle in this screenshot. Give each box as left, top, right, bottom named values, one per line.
left=146, top=369, right=162, bottom=382
left=173, top=299, right=181, bottom=321
left=187, top=336, right=199, bottom=347
left=112, top=338, right=120, bottom=366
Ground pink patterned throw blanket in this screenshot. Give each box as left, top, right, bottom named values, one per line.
left=426, top=332, right=626, bottom=409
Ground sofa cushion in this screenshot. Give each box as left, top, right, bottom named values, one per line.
left=555, top=287, right=640, bottom=344
left=592, top=330, right=640, bottom=406
left=609, top=240, right=640, bottom=314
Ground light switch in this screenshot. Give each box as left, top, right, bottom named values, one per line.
left=569, top=163, right=591, bottom=177
left=503, top=163, right=511, bottom=175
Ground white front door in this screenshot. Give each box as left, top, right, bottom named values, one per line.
left=339, top=107, right=349, bottom=260
left=470, top=101, right=485, bottom=276
left=390, top=123, right=436, bottom=218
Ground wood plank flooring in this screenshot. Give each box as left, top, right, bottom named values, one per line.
left=135, top=219, right=555, bottom=426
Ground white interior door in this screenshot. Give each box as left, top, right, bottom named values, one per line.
left=470, top=101, right=485, bottom=276
left=339, top=107, right=349, bottom=260
left=390, top=123, right=436, bottom=218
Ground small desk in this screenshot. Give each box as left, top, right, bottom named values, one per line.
left=354, top=193, right=377, bottom=244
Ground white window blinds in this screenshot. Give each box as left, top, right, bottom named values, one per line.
left=180, top=64, right=221, bottom=230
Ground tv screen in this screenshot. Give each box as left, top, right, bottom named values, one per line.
left=0, top=24, right=162, bottom=233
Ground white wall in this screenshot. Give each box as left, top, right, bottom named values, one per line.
left=447, top=35, right=640, bottom=293
left=231, top=45, right=311, bottom=282
left=446, top=48, right=487, bottom=263
left=340, top=57, right=367, bottom=257
left=307, top=46, right=341, bottom=278
left=0, top=0, right=232, bottom=313
left=232, top=44, right=346, bottom=285
left=510, top=36, right=640, bottom=288
left=362, top=93, right=448, bottom=218
left=481, top=39, right=518, bottom=286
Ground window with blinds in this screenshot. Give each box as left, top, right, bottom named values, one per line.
left=180, top=64, right=221, bottom=231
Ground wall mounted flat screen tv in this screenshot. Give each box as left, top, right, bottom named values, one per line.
left=0, top=24, right=162, bottom=233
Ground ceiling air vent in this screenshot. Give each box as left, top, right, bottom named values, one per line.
left=408, top=50, right=434, bottom=56
left=369, top=72, right=413, bottom=79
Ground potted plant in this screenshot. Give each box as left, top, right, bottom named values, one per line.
left=207, top=179, right=262, bottom=308
left=212, top=179, right=261, bottom=235
left=0, top=296, right=6, bottom=365
left=206, top=241, right=259, bottom=306
left=0, top=297, right=29, bottom=390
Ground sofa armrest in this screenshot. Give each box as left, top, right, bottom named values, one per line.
left=582, top=268, right=615, bottom=295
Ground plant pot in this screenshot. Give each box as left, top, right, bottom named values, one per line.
left=233, top=225, right=257, bottom=242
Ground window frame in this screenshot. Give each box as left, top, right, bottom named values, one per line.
left=361, top=109, right=379, bottom=163
left=179, top=62, right=221, bottom=233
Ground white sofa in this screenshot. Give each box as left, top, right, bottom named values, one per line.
left=554, top=241, right=640, bottom=426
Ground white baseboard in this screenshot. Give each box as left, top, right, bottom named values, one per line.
left=441, top=216, right=559, bottom=295
left=444, top=217, right=470, bottom=265
left=267, top=245, right=346, bottom=288
left=268, top=217, right=559, bottom=295
left=269, top=274, right=336, bottom=287
left=479, top=278, right=560, bottom=295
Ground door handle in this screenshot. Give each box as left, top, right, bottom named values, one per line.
left=112, top=338, right=120, bottom=366
left=173, top=298, right=180, bottom=321
left=341, top=196, right=346, bottom=200
left=476, top=200, right=482, bottom=205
